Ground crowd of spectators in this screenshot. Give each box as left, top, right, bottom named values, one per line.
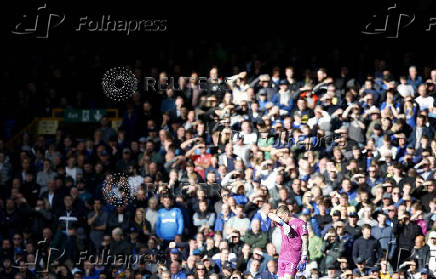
left=1, top=61, right=436, bottom=279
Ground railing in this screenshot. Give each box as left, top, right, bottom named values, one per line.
left=6, top=118, right=40, bottom=151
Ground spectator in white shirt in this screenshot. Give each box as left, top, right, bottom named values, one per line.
left=415, top=84, right=434, bottom=111
left=397, top=76, right=415, bottom=98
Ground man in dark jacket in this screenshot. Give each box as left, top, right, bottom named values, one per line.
left=228, top=231, right=244, bottom=255
left=352, top=224, right=382, bottom=267
left=393, top=212, right=423, bottom=267
left=109, top=227, right=133, bottom=255
left=409, top=235, right=430, bottom=271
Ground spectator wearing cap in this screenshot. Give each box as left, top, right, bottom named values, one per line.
left=378, top=192, right=394, bottom=213
left=257, top=89, right=270, bottom=112
left=352, top=257, right=369, bottom=277
left=367, top=266, right=381, bottom=279
left=419, top=268, right=430, bottom=279
left=244, top=219, right=268, bottom=249
left=300, top=207, right=321, bottom=236
left=344, top=211, right=360, bottom=240
left=219, top=262, right=234, bottom=279
left=371, top=212, right=397, bottom=261
left=352, top=224, right=382, bottom=267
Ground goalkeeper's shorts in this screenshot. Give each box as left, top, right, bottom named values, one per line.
left=278, top=259, right=299, bottom=277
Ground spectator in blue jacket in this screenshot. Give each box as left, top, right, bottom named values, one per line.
left=170, top=261, right=187, bottom=279
left=251, top=203, right=272, bottom=232
left=215, top=203, right=233, bottom=232
left=272, top=80, right=293, bottom=116
left=371, top=213, right=397, bottom=260
left=156, top=195, right=184, bottom=241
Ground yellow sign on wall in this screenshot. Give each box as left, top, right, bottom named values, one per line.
left=38, top=120, right=59, bottom=135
